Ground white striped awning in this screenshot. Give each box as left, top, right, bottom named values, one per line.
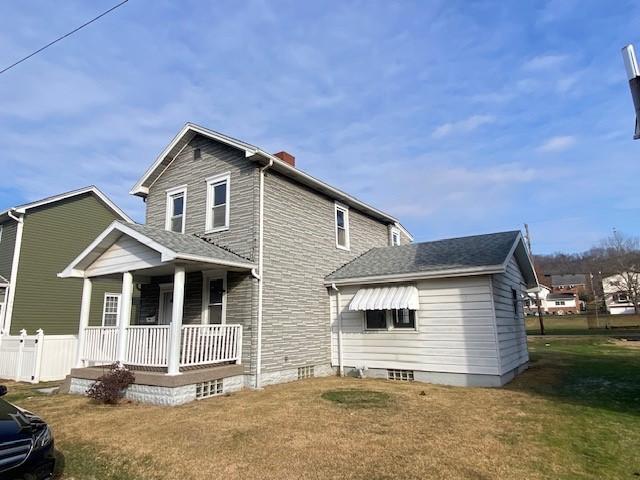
left=348, top=285, right=419, bottom=311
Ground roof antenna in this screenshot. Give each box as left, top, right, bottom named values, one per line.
left=621, top=44, right=640, bottom=139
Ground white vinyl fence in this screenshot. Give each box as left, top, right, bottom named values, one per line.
left=0, top=330, right=78, bottom=383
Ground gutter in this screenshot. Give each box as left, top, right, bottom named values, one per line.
left=255, top=158, right=273, bottom=389
left=2, top=210, right=24, bottom=335
left=330, top=283, right=344, bottom=376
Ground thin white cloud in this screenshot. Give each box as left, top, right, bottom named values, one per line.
left=432, top=115, right=495, bottom=139
left=537, top=135, right=577, bottom=152
left=522, top=54, right=567, bottom=71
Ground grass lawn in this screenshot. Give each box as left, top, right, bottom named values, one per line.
left=526, top=314, right=640, bottom=335
left=3, top=336, right=639, bottom=480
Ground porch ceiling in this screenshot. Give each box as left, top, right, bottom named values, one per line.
left=59, top=221, right=256, bottom=278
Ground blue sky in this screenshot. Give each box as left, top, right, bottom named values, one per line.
left=1, top=0, right=639, bottom=254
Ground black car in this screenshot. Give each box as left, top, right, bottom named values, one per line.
left=0, top=385, right=55, bottom=480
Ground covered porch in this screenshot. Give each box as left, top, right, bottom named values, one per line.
left=60, top=221, right=257, bottom=375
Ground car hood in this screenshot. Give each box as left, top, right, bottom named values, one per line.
left=0, top=398, right=41, bottom=440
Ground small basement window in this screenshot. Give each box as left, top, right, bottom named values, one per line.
left=196, top=379, right=223, bottom=399
left=388, top=369, right=414, bottom=381
left=298, top=366, right=315, bottom=379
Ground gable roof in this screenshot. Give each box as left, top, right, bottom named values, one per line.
left=59, top=221, right=256, bottom=278
left=326, top=230, right=538, bottom=287
left=0, top=186, right=133, bottom=223
left=130, top=123, right=411, bottom=236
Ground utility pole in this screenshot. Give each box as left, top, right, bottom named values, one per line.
left=524, top=224, right=545, bottom=335
left=589, top=272, right=600, bottom=329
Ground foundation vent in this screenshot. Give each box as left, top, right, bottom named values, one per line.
left=387, top=369, right=414, bottom=382
left=196, top=379, right=223, bottom=399
left=297, top=366, right=315, bottom=380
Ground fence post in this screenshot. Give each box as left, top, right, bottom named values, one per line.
left=31, top=329, right=45, bottom=384
left=15, top=329, right=27, bottom=381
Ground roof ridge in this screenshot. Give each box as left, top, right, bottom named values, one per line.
left=192, top=233, right=253, bottom=262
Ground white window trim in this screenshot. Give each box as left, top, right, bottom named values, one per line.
left=334, top=202, right=350, bottom=251
left=201, top=271, right=227, bottom=324
left=102, top=293, right=121, bottom=327
left=205, top=173, right=231, bottom=233
left=165, top=185, right=187, bottom=234
left=0, top=224, right=3, bottom=244
left=390, top=227, right=401, bottom=246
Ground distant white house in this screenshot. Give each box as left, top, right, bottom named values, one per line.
left=602, top=273, right=639, bottom=315
left=525, top=284, right=551, bottom=315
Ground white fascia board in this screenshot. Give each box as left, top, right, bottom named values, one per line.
left=58, top=221, right=175, bottom=278
left=171, top=253, right=257, bottom=270
left=394, top=222, right=414, bottom=242
left=324, top=265, right=506, bottom=287
left=503, top=233, right=538, bottom=288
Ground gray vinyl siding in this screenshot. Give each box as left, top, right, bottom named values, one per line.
left=261, top=170, right=390, bottom=373
left=144, top=135, right=259, bottom=261
left=491, top=256, right=529, bottom=373
left=330, top=277, right=501, bottom=375
left=0, top=220, right=17, bottom=280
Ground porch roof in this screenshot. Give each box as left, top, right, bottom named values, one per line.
left=59, top=221, right=256, bottom=278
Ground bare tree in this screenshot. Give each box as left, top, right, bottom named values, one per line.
left=597, top=230, right=640, bottom=314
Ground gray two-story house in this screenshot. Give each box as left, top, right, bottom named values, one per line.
left=61, top=123, right=536, bottom=405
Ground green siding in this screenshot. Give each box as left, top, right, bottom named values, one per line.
left=10, top=194, right=125, bottom=335
left=0, top=220, right=17, bottom=280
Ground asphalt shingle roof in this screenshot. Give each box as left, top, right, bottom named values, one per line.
left=122, top=222, right=254, bottom=265
left=326, top=231, right=520, bottom=281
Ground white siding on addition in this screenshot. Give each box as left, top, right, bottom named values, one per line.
left=491, top=256, right=529, bottom=374
left=330, top=276, right=501, bottom=375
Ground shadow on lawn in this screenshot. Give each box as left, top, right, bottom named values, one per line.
left=508, top=338, right=640, bottom=416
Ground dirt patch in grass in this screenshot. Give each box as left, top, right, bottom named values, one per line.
left=321, top=389, right=390, bottom=408
left=611, top=338, right=640, bottom=349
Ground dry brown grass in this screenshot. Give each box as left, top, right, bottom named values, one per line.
left=5, top=376, right=559, bottom=480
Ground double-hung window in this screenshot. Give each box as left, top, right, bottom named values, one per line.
left=205, top=173, right=230, bottom=232
left=391, top=228, right=401, bottom=246
left=165, top=186, right=187, bottom=233
left=102, top=293, right=121, bottom=327
left=335, top=203, right=350, bottom=250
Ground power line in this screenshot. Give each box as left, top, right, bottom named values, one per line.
left=0, top=0, right=129, bottom=75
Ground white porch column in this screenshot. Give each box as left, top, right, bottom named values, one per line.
left=116, top=271, right=134, bottom=364
left=167, top=264, right=185, bottom=375
left=75, top=277, right=93, bottom=368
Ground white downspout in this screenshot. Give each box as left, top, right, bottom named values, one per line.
left=331, top=283, right=344, bottom=376
left=2, top=210, right=24, bottom=335
left=255, top=158, right=273, bottom=389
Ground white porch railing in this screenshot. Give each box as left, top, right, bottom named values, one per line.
left=80, top=324, right=242, bottom=369
left=125, top=326, right=170, bottom=367
left=82, top=326, right=118, bottom=364
left=180, top=324, right=243, bottom=367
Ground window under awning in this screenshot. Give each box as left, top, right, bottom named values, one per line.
left=348, top=285, right=419, bottom=311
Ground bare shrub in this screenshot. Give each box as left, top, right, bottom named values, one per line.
left=87, top=363, right=135, bottom=405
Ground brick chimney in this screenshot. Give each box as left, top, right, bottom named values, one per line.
left=274, top=151, right=295, bottom=167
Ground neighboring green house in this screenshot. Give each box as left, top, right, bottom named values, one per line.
left=0, top=186, right=133, bottom=336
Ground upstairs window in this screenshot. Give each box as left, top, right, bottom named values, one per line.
left=165, top=186, right=187, bottom=233
left=206, top=173, right=230, bottom=232
left=102, top=293, right=121, bottom=327
left=335, top=203, right=350, bottom=250
left=391, top=228, right=401, bottom=246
